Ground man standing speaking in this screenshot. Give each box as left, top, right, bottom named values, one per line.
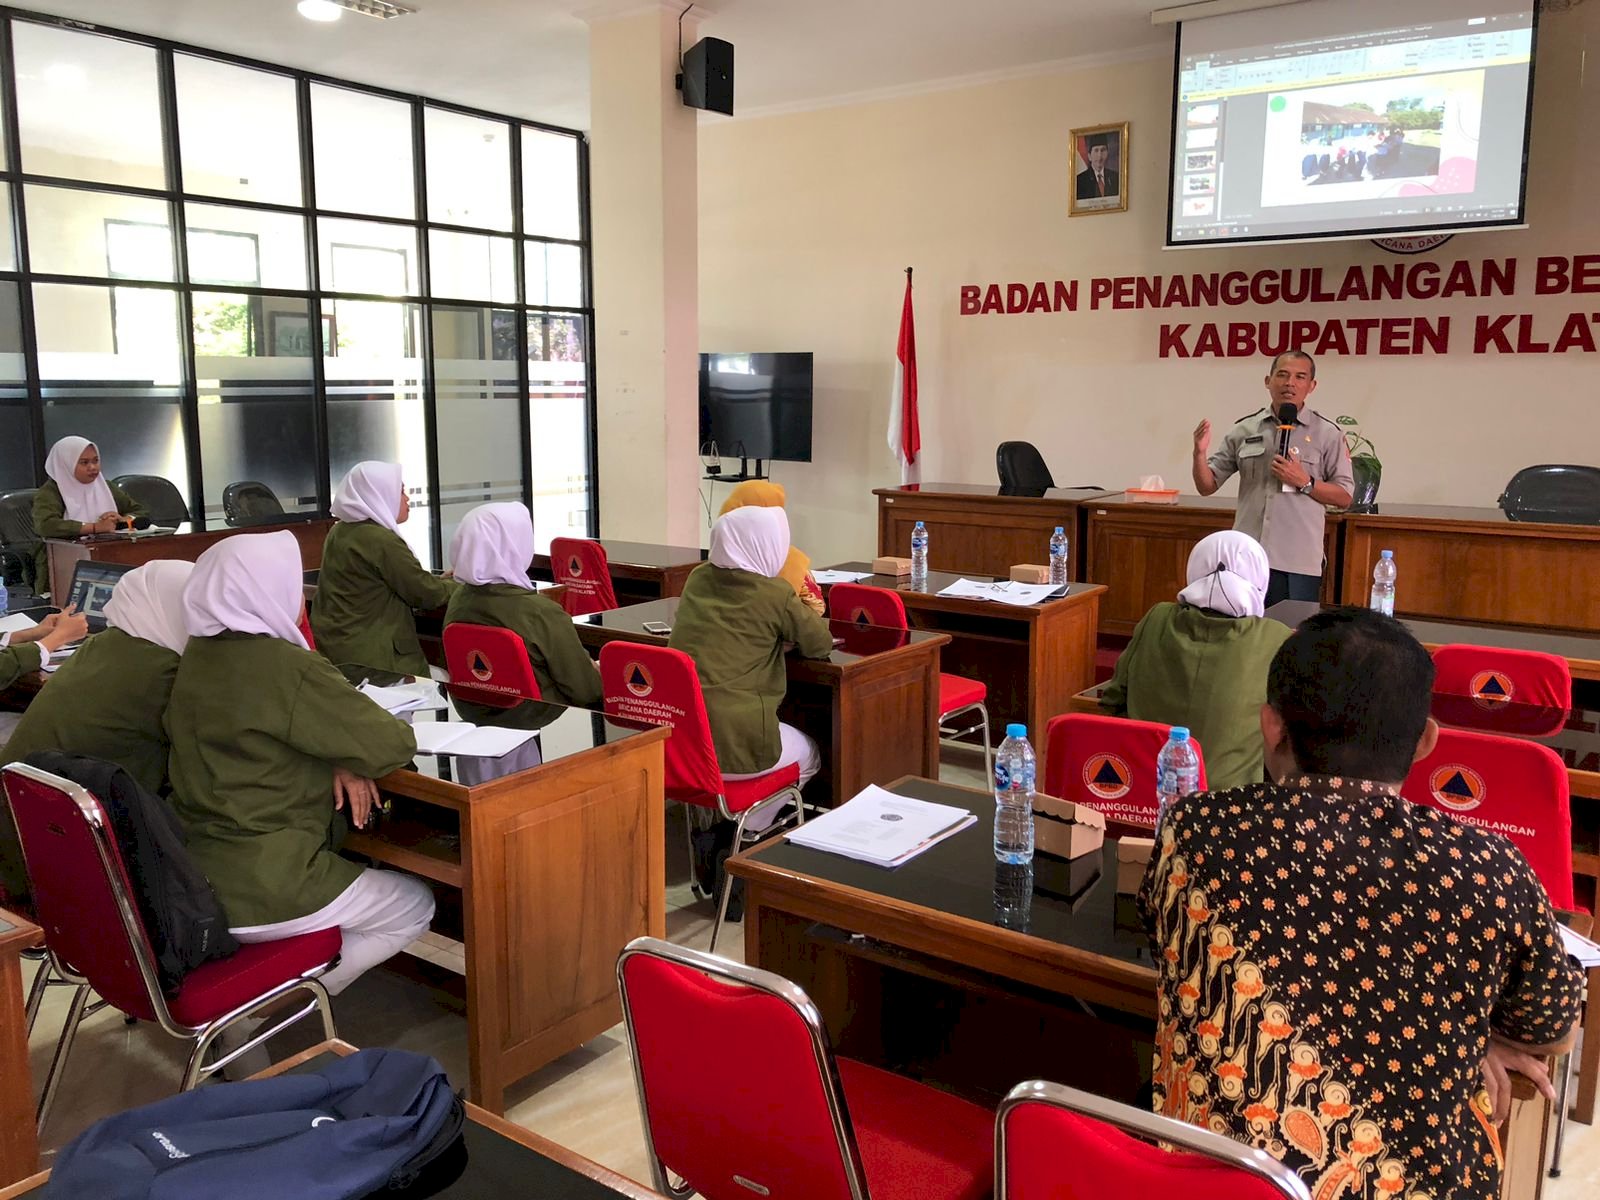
left=1192, top=351, right=1354, bottom=607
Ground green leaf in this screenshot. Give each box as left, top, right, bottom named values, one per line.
left=1335, top=415, right=1359, bottom=426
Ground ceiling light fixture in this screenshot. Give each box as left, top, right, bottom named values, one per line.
left=297, top=0, right=343, bottom=21
left=300, top=0, right=417, bottom=20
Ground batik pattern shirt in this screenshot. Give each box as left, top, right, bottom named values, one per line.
left=1138, top=775, right=1583, bottom=1199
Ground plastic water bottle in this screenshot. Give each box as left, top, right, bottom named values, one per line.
left=1048, top=526, right=1069, bottom=586
left=1369, top=550, right=1396, bottom=616
left=0, top=575, right=8, bottom=616
left=993, top=723, right=1036, bottom=865
left=910, top=520, right=929, bottom=582
left=1156, top=726, right=1201, bottom=831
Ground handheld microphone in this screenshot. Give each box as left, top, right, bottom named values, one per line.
left=123, top=516, right=152, bottom=531
left=1276, top=402, right=1299, bottom=458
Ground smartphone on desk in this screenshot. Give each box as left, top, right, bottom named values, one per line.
left=642, top=621, right=672, bottom=635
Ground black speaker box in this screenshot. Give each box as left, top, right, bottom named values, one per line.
left=680, top=37, right=733, bottom=116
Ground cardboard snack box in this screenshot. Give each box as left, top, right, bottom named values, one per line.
left=872, top=555, right=913, bottom=576
left=1032, top=792, right=1106, bottom=861
left=1116, top=836, right=1155, bottom=894
left=1009, top=563, right=1050, bottom=584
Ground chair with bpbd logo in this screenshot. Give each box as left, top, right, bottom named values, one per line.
left=1430, top=643, right=1572, bottom=735
left=598, top=643, right=802, bottom=953
left=550, top=537, right=619, bottom=616
left=1043, top=713, right=1207, bottom=836
left=442, top=623, right=542, bottom=709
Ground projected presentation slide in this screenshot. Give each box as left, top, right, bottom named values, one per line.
left=1168, top=0, right=1535, bottom=247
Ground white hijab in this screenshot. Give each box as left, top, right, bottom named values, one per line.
left=183, top=530, right=309, bottom=649
left=449, top=503, right=534, bottom=590
left=331, top=461, right=403, bottom=534
left=45, top=436, right=117, bottom=523
left=104, top=560, right=194, bottom=655
left=709, top=507, right=790, bottom=579
left=1178, top=530, right=1270, bottom=620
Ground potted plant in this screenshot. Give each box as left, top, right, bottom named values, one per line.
left=1337, top=415, right=1381, bottom=511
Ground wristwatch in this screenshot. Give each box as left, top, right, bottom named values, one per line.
left=1297, top=478, right=1315, bottom=495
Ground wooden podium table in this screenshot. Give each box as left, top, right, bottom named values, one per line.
left=0, top=908, right=40, bottom=1190
left=45, top=518, right=334, bottom=602
left=347, top=703, right=668, bottom=1115
left=571, top=598, right=948, bottom=808
left=874, top=482, right=1112, bottom=578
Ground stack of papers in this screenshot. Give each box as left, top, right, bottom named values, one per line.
left=413, top=722, right=539, bottom=758
left=812, top=569, right=872, bottom=585
left=787, top=785, right=976, bottom=867
left=1561, top=924, right=1600, bottom=968
left=0, top=613, right=38, bottom=637
left=936, top=578, right=1066, bottom=606
left=359, top=680, right=449, bottom=716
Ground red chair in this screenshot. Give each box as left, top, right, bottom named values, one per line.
left=550, top=536, right=619, bottom=616
left=2, top=763, right=340, bottom=1132
left=1043, top=713, right=1207, bottom=836
left=997, top=1079, right=1310, bottom=1199
left=1401, top=727, right=1573, bottom=908
left=599, top=643, right=802, bottom=952
left=829, top=582, right=993, bottom=773
left=1431, top=644, right=1571, bottom=734
left=617, top=936, right=994, bottom=1200
left=443, top=621, right=542, bottom=709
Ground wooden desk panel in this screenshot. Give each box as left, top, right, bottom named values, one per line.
left=874, top=483, right=1111, bottom=578
left=1339, top=510, right=1600, bottom=633
left=0, top=909, right=41, bottom=1190
left=351, top=719, right=668, bottom=1115
left=46, top=519, right=333, bottom=602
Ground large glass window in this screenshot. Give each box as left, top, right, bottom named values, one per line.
left=0, top=18, right=592, bottom=569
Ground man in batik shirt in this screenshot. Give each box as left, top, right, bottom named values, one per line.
left=1140, top=608, right=1582, bottom=1199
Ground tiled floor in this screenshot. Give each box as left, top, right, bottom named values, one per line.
left=21, top=753, right=1600, bottom=1194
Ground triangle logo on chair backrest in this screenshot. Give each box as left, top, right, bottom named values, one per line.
left=469, top=649, right=494, bottom=682
left=1428, top=764, right=1485, bottom=813
left=1082, top=753, right=1131, bottom=800
left=625, top=662, right=654, bottom=698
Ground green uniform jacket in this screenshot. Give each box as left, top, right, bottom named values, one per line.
left=0, top=641, right=42, bottom=690
left=1, top=628, right=178, bottom=901
left=443, top=584, right=602, bottom=729
left=668, top=565, right=833, bottom=775
left=311, top=520, right=456, bottom=676
left=1100, top=601, right=1292, bottom=791
left=31, top=479, right=147, bottom=594
left=165, top=632, right=417, bottom=928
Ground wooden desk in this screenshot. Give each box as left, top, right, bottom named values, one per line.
left=1082, top=493, right=1341, bottom=636
left=727, top=776, right=1554, bottom=1200
left=0, top=908, right=40, bottom=1190
left=1339, top=505, right=1600, bottom=634
left=344, top=704, right=668, bottom=1115
left=532, top=540, right=703, bottom=603
left=571, top=598, right=949, bottom=808
left=825, top=565, right=1104, bottom=766
left=873, top=482, right=1113, bottom=578
left=46, top=518, right=334, bottom=602
left=0, top=1038, right=659, bottom=1200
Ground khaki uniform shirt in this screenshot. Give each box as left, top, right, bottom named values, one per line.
left=166, top=632, right=417, bottom=928
left=311, top=520, right=457, bottom=676
left=1207, top=406, right=1353, bottom=578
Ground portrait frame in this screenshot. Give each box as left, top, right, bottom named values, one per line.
left=1069, top=121, right=1130, bottom=217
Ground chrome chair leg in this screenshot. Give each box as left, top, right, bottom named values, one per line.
left=36, top=981, right=90, bottom=1132
left=710, top=811, right=752, bottom=955
left=978, top=705, right=993, bottom=778
left=24, top=954, right=50, bottom=1036
left=1550, top=1050, right=1572, bottom=1177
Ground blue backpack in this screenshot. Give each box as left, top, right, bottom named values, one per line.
left=46, top=1049, right=464, bottom=1199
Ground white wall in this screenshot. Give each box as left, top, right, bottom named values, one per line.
left=698, top=6, right=1600, bottom=566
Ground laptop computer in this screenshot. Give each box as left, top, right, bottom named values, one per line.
left=66, top=560, right=135, bottom=633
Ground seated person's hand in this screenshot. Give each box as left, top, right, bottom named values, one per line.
left=90, top=514, right=120, bottom=534
left=39, top=607, right=89, bottom=651
left=1479, top=1036, right=1556, bottom=1126
left=332, top=766, right=381, bottom=829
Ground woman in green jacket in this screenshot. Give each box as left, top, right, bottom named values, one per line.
left=670, top=506, right=834, bottom=789
left=443, top=502, right=601, bottom=728
left=1, top=562, right=189, bottom=903
left=166, top=531, right=432, bottom=995
left=31, top=437, right=147, bottom=595
left=312, top=461, right=455, bottom=676
left=1100, top=530, right=1291, bottom=790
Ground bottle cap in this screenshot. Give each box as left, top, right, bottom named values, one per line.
left=1054, top=526, right=1063, bottom=534
left=1380, top=549, right=1393, bottom=559
left=914, top=520, right=925, bottom=529
left=1169, top=726, right=1190, bottom=741
left=1005, top=723, right=1027, bottom=739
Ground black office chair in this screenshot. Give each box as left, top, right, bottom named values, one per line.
left=0, top=487, right=39, bottom=593
left=112, top=473, right=190, bottom=526
left=996, top=441, right=1057, bottom=492
left=1497, top=465, right=1600, bottom=525
left=221, top=480, right=286, bottom=527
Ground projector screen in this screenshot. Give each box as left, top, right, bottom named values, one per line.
left=1167, top=0, right=1537, bottom=248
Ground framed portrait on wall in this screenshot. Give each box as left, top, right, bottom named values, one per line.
left=1069, top=122, right=1129, bottom=217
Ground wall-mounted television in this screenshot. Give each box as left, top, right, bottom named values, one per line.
left=698, top=352, right=814, bottom=466
left=1167, top=0, right=1537, bottom=248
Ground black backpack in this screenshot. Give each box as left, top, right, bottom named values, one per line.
left=25, top=752, right=238, bottom=993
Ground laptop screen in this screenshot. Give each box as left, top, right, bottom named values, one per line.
left=66, top=560, right=134, bottom=631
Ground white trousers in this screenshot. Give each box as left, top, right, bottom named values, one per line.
left=723, top=722, right=820, bottom=832
left=230, top=868, right=435, bottom=996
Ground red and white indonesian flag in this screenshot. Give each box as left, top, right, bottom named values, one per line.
left=887, top=273, right=921, bottom=485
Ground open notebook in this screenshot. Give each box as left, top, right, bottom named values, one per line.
left=412, top=722, right=539, bottom=758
